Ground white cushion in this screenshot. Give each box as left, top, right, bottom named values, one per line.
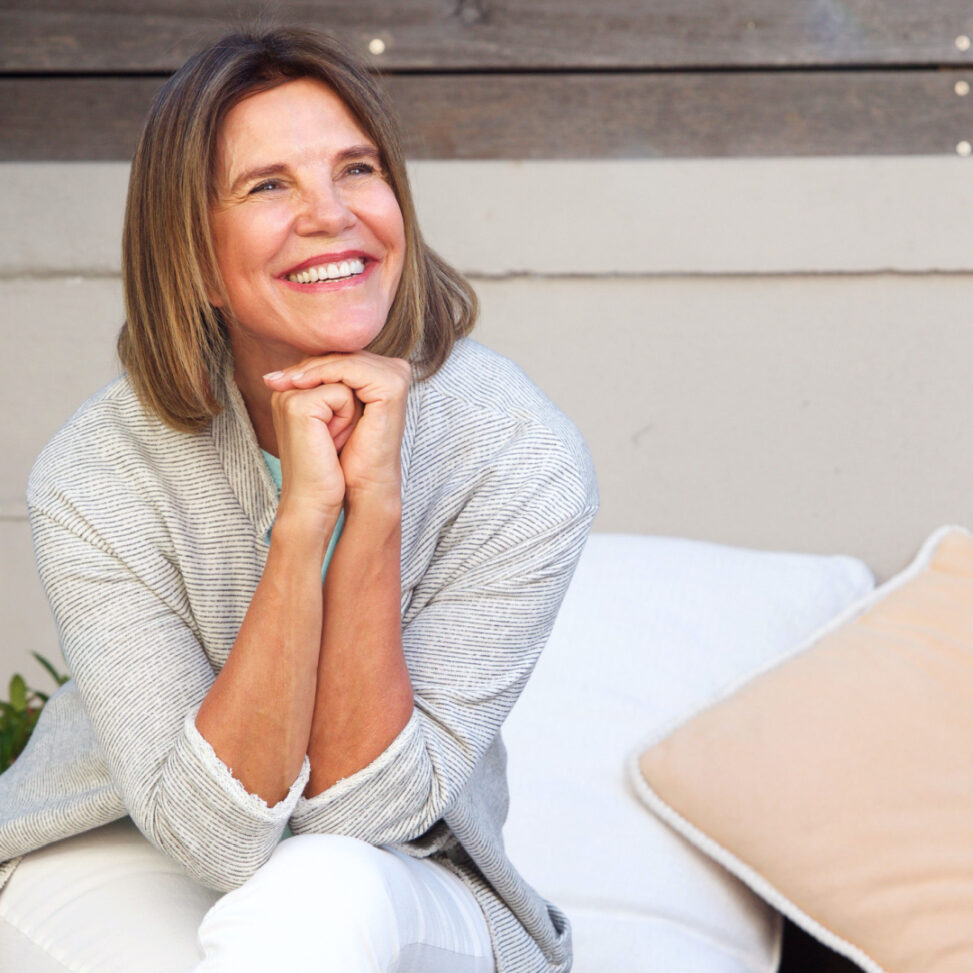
left=502, top=532, right=875, bottom=973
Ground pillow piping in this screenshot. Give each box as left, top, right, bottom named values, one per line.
left=627, top=755, right=884, bottom=973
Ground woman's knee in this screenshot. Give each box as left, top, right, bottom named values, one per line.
left=196, top=835, right=403, bottom=971
left=241, top=834, right=398, bottom=913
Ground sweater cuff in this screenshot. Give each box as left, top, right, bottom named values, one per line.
left=289, top=709, right=430, bottom=841
left=151, top=715, right=310, bottom=890
left=182, top=714, right=310, bottom=819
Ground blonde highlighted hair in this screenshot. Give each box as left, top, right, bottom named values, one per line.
left=119, top=27, right=477, bottom=432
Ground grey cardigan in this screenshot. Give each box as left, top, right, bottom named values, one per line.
left=0, top=339, right=597, bottom=973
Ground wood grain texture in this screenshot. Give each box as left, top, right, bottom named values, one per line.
left=2, top=71, right=971, bottom=161
left=2, top=0, right=973, bottom=71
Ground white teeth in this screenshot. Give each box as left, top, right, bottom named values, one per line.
left=287, top=258, right=365, bottom=283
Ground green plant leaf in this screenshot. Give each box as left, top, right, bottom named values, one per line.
left=1, top=653, right=69, bottom=770
left=32, top=652, right=68, bottom=687
left=9, top=675, right=27, bottom=712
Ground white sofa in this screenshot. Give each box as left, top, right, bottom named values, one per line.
left=0, top=532, right=874, bottom=971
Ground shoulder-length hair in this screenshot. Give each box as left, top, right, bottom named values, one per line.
left=119, top=27, right=477, bottom=433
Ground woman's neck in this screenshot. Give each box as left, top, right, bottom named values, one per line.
left=228, top=337, right=304, bottom=457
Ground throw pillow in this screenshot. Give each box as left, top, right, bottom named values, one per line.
left=634, top=526, right=973, bottom=973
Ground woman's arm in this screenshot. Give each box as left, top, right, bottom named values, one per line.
left=192, top=505, right=332, bottom=803
left=305, top=490, right=413, bottom=795
left=261, top=353, right=415, bottom=796
left=24, top=358, right=408, bottom=890
left=27, top=503, right=304, bottom=892
left=194, top=379, right=355, bottom=804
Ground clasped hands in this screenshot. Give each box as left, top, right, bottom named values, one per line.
left=262, top=351, right=411, bottom=528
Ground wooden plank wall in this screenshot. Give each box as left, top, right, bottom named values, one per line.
left=2, top=0, right=973, bottom=160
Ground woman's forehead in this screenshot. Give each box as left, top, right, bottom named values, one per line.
left=215, top=79, right=377, bottom=189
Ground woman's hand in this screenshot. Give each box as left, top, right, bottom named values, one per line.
left=264, top=352, right=411, bottom=510
left=266, top=380, right=360, bottom=526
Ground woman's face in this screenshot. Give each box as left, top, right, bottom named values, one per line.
left=210, top=77, right=406, bottom=375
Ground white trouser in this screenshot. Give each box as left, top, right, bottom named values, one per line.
left=0, top=820, right=495, bottom=973
left=194, top=833, right=495, bottom=973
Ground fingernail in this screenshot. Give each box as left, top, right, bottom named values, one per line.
left=263, top=371, right=284, bottom=381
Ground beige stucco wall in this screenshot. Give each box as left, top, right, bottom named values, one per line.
left=3, top=157, right=973, bottom=687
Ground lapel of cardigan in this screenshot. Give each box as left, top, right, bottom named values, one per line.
left=209, top=363, right=278, bottom=540
left=400, top=370, right=420, bottom=497
left=208, top=355, right=422, bottom=540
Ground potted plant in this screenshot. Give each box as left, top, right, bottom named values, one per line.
left=0, top=653, right=68, bottom=772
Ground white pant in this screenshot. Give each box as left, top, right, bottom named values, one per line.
left=0, top=820, right=494, bottom=973
left=194, top=833, right=494, bottom=973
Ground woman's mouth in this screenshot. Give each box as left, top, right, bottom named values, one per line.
left=284, top=257, right=367, bottom=284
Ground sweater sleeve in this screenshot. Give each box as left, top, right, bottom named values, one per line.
left=28, top=508, right=308, bottom=892
left=289, top=428, right=598, bottom=845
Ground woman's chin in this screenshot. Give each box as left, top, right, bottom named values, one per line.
left=230, top=326, right=385, bottom=376
left=302, top=323, right=387, bottom=357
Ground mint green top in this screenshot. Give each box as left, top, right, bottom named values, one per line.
left=261, top=450, right=343, bottom=578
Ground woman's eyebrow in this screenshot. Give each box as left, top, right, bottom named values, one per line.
left=334, top=144, right=382, bottom=165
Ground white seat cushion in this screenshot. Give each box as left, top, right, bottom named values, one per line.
left=502, top=532, right=874, bottom=973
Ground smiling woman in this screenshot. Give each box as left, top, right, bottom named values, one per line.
left=209, top=80, right=406, bottom=381
left=0, top=26, right=597, bottom=973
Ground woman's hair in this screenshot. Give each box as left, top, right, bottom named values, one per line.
left=119, top=26, right=477, bottom=433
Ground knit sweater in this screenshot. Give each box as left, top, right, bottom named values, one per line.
left=0, top=339, right=597, bottom=972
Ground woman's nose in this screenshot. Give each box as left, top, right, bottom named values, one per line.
left=295, top=180, right=356, bottom=236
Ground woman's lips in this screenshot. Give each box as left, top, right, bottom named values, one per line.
left=281, top=251, right=372, bottom=277
left=278, top=257, right=377, bottom=291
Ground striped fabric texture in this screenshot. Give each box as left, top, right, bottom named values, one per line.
left=0, top=339, right=598, bottom=973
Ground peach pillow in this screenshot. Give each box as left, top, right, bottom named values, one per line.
left=633, top=526, right=973, bottom=973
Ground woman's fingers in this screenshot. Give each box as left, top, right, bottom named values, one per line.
left=264, top=353, right=411, bottom=506
left=262, top=352, right=412, bottom=404
left=268, top=379, right=360, bottom=449
left=270, top=386, right=349, bottom=518
left=330, top=391, right=363, bottom=454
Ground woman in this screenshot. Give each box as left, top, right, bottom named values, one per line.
left=0, top=27, right=596, bottom=973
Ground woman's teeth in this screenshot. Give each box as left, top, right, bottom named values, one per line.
left=287, top=258, right=366, bottom=284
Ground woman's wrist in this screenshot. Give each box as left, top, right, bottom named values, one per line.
left=272, top=502, right=341, bottom=559
left=343, top=486, right=401, bottom=527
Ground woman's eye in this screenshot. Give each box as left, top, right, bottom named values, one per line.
left=345, top=162, right=375, bottom=177
left=249, top=179, right=282, bottom=194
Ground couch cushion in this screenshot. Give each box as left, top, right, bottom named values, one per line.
left=503, top=532, right=874, bottom=973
